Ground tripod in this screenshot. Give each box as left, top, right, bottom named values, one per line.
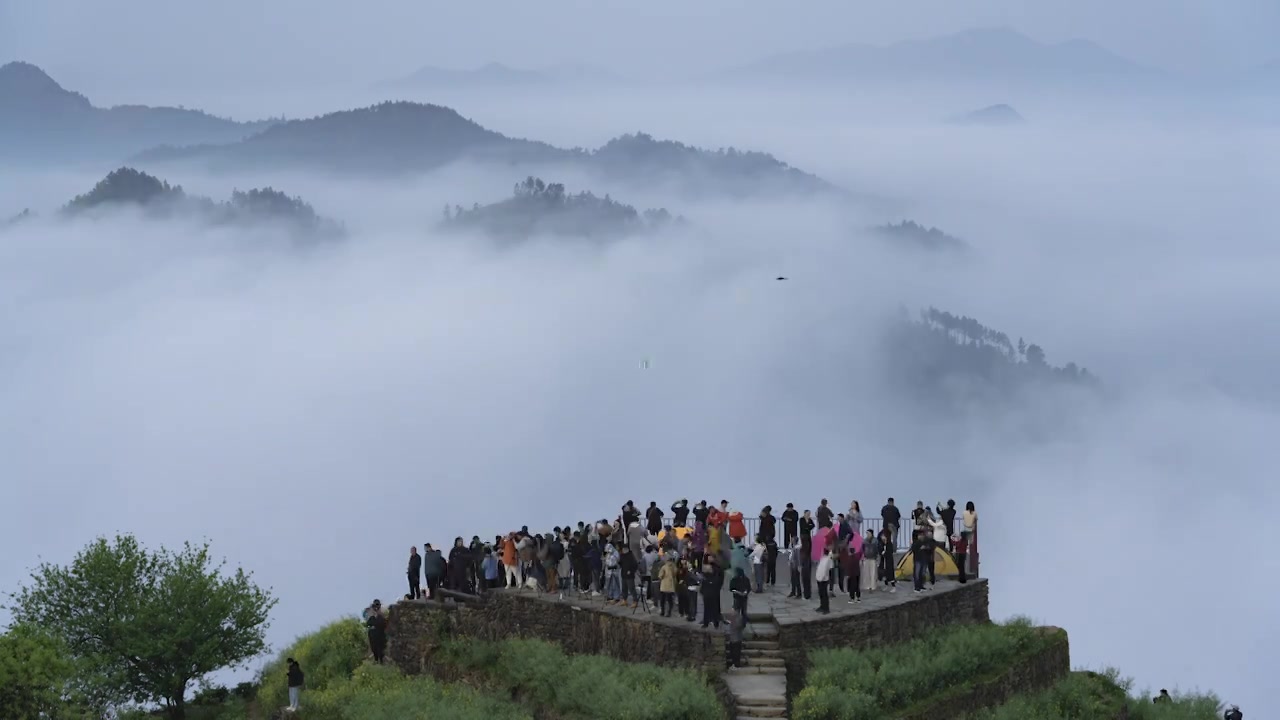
left=631, top=579, right=652, bottom=615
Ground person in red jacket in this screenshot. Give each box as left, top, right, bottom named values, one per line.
left=727, top=509, right=746, bottom=542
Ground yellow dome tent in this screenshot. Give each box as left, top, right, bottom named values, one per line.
left=895, top=545, right=962, bottom=580
left=658, top=526, right=692, bottom=544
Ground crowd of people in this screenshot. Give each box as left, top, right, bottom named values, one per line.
left=385, top=496, right=979, bottom=626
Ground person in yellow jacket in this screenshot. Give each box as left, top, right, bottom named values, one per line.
left=658, top=559, right=678, bottom=617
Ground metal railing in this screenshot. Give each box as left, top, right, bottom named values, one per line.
left=740, top=515, right=930, bottom=550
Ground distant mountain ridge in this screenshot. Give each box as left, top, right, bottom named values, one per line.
left=948, top=104, right=1026, bottom=126
left=136, top=103, right=836, bottom=198
left=0, top=61, right=274, bottom=161
left=60, top=167, right=343, bottom=238
left=723, top=27, right=1168, bottom=86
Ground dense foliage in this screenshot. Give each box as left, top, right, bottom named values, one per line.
left=0, top=623, right=80, bottom=720
left=444, top=175, right=682, bottom=240
left=435, top=636, right=726, bottom=720
left=282, top=661, right=532, bottom=720
left=256, top=618, right=369, bottom=709
left=972, top=669, right=1221, bottom=720
left=793, top=618, right=1055, bottom=719
left=6, top=535, right=277, bottom=720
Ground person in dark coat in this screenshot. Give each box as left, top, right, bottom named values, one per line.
left=645, top=501, right=664, bottom=534
left=799, top=510, right=815, bottom=599
left=816, top=499, right=834, bottom=529
left=729, top=566, right=751, bottom=621
left=877, top=528, right=897, bottom=591
left=758, top=506, right=777, bottom=544
left=764, top=533, right=779, bottom=587
left=406, top=546, right=422, bottom=600
left=422, top=544, right=446, bottom=599
left=671, top=498, right=690, bottom=527
left=365, top=600, right=387, bottom=663
left=781, top=503, right=799, bottom=547
left=937, top=500, right=958, bottom=551
left=699, top=557, right=724, bottom=628
left=447, top=537, right=471, bottom=593
left=622, top=501, right=641, bottom=527
left=286, top=657, right=304, bottom=711
left=619, top=544, right=639, bottom=607
left=880, top=497, right=902, bottom=535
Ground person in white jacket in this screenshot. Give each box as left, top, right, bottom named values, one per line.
left=926, top=509, right=946, bottom=586
left=815, top=547, right=835, bottom=614
left=751, top=539, right=767, bottom=593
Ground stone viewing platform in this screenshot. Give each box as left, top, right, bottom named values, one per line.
left=387, top=577, right=991, bottom=720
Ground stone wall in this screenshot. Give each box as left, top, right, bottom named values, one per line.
left=387, top=593, right=725, bottom=675
left=899, top=627, right=1071, bottom=720
left=780, top=579, right=991, bottom=698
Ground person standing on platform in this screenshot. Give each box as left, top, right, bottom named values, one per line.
left=781, top=503, right=799, bottom=547
left=406, top=546, right=422, bottom=600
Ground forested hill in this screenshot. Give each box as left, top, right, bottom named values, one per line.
left=134, top=102, right=835, bottom=197
left=886, top=307, right=1095, bottom=403
left=874, top=220, right=968, bottom=252
left=442, top=176, right=683, bottom=240
left=61, top=167, right=343, bottom=238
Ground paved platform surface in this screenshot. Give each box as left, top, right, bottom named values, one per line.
left=489, top=572, right=979, bottom=629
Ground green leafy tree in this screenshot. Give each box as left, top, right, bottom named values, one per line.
left=0, top=623, right=79, bottom=719
left=6, top=535, right=277, bottom=720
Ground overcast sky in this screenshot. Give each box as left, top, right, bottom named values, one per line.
left=2, top=0, right=1278, bottom=100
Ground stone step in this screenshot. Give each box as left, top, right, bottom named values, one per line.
left=737, top=707, right=783, bottom=717
left=743, top=640, right=779, bottom=650
left=738, top=696, right=787, bottom=708
left=746, top=611, right=775, bottom=622
left=742, top=648, right=783, bottom=658
left=727, top=665, right=786, bottom=676
left=745, top=656, right=785, bottom=666
left=745, top=624, right=779, bottom=638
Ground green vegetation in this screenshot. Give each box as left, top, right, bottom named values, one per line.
left=444, top=175, right=681, bottom=240
left=793, top=618, right=1056, bottom=719
left=0, top=623, right=80, bottom=720
left=256, top=619, right=369, bottom=709
left=5, top=534, right=277, bottom=720
left=973, top=669, right=1221, bottom=720
left=433, top=636, right=725, bottom=720
left=272, top=662, right=532, bottom=720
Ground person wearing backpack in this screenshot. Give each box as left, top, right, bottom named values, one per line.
left=286, top=657, right=304, bottom=711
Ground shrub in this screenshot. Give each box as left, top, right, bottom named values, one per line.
left=257, top=618, right=368, bottom=710
left=436, top=637, right=725, bottom=720
left=301, top=661, right=532, bottom=720
left=793, top=618, right=1052, bottom=719
left=972, top=669, right=1221, bottom=720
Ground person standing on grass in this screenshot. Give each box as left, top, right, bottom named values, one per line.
left=365, top=599, right=387, bottom=663
left=406, top=546, right=422, bottom=600
left=285, top=657, right=304, bottom=711
left=815, top=546, right=834, bottom=614
left=860, top=529, right=879, bottom=594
